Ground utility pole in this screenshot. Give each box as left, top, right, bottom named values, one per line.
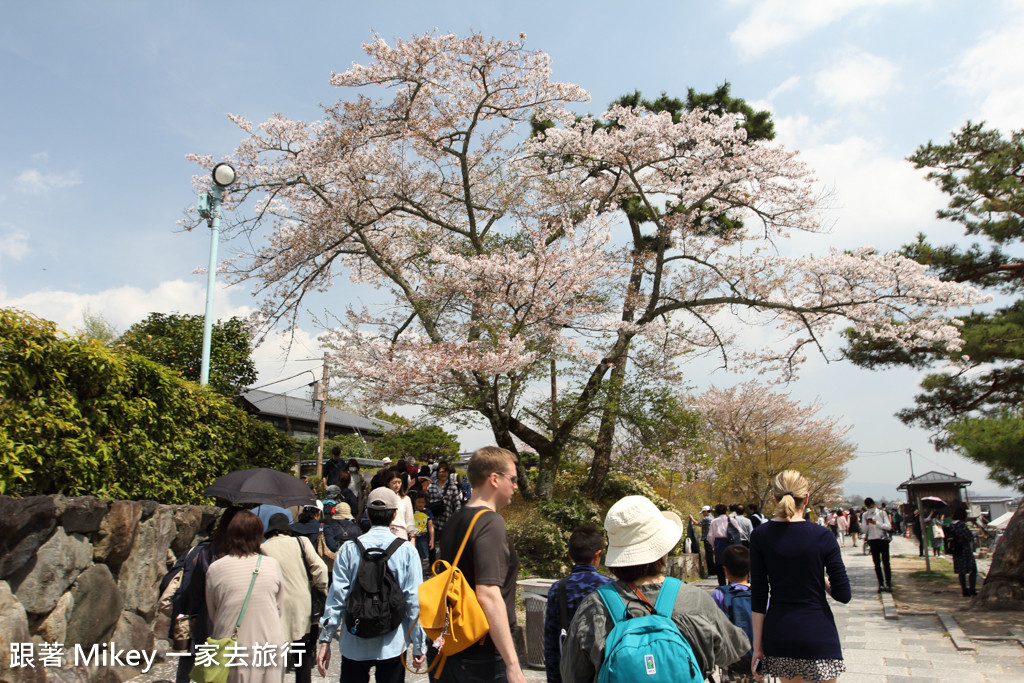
left=316, top=352, right=328, bottom=478
left=907, top=448, right=915, bottom=479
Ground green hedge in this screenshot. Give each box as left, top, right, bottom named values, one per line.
left=1, top=308, right=294, bottom=503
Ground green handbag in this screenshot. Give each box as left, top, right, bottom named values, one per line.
left=190, top=555, right=262, bottom=683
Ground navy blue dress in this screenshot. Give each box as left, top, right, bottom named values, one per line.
left=750, top=520, right=851, bottom=660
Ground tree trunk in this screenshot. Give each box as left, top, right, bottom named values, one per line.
left=972, top=503, right=1024, bottom=610
left=486, top=415, right=536, bottom=500
left=533, top=443, right=560, bottom=499
left=582, top=352, right=628, bottom=496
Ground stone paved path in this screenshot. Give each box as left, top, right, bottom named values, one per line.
left=134, top=533, right=1023, bottom=683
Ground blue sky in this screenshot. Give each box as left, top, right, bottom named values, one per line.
left=3, top=1, right=1023, bottom=500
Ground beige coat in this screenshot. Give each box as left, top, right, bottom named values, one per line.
left=261, top=535, right=329, bottom=642
left=205, top=553, right=285, bottom=683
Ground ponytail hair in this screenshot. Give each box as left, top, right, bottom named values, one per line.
left=772, top=469, right=809, bottom=520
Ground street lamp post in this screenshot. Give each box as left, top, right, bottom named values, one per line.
left=197, top=162, right=236, bottom=386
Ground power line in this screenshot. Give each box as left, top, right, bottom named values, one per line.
left=247, top=370, right=317, bottom=392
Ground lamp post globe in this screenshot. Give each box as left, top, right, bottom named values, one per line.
left=199, top=162, right=235, bottom=387
left=212, top=162, right=236, bottom=188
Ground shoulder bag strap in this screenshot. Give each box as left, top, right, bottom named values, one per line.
left=652, top=576, right=681, bottom=617
left=233, top=554, right=262, bottom=639
left=450, top=509, right=490, bottom=569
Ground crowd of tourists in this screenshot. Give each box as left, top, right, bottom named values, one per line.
left=165, top=449, right=992, bottom=683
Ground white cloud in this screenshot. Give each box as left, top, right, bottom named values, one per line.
left=814, top=52, right=898, bottom=107
left=0, top=278, right=332, bottom=392
left=0, top=227, right=29, bottom=261
left=787, top=135, right=950, bottom=253
left=767, top=75, right=801, bottom=101
left=730, top=0, right=914, bottom=59
left=947, top=17, right=1024, bottom=131
left=13, top=169, right=82, bottom=194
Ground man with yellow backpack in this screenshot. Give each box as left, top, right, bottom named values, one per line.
left=422, top=446, right=527, bottom=683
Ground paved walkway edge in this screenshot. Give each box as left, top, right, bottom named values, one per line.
left=937, top=610, right=976, bottom=651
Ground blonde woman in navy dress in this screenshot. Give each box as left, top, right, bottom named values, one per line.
left=750, top=470, right=851, bottom=683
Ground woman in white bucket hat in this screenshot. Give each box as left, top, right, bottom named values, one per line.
left=560, top=495, right=750, bottom=683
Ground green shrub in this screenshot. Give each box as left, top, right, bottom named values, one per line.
left=1, top=308, right=294, bottom=502
left=537, top=495, right=603, bottom=530
left=603, top=472, right=680, bottom=515
left=506, top=514, right=568, bottom=577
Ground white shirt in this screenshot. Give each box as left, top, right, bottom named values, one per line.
left=862, top=507, right=892, bottom=541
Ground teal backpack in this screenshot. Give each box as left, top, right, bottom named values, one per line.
left=595, top=577, right=701, bottom=683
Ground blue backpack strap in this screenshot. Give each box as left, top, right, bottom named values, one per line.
left=596, top=583, right=628, bottom=626
left=653, top=576, right=681, bottom=617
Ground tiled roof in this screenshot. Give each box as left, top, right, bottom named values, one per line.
left=237, top=389, right=395, bottom=434
left=897, top=470, right=972, bottom=489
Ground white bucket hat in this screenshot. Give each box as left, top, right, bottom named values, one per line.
left=604, top=495, right=683, bottom=567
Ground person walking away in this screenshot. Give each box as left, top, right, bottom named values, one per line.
left=826, top=510, right=839, bottom=540
left=169, top=506, right=242, bottom=683
left=712, top=545, right=755, bottom=683
left=750, top=470, right=851, bottom=683
left=261, top=514, right=328, bottom=683
left=204, top=510, right=287, bottom=683
left=543, top=524, right=614, bottom=683
left=347, top=459, right=367, bottom=513
left=948, top=507, right=979, bottom=597
left=925, top=511, right=945, bottom=556
left=560, top=496, right=749, bottom=683
left=430, top=446, right=526, bottom=683
left=748, top=504, right=767, bottom=529
left=732, top=504, right=754, bottom=546
left=708, top=504, right=733, bottom=586
left=847, top=508, right=860, bottom=548
left=863, top=497, right=893, bottom=592
left=836, top=511, right=848, bottom=547
left=316, top=487, right=426, bottom=683
left=697, top=506, right=716, bottom=579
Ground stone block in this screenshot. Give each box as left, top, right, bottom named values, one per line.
left=111, top=611, right=155, bottom=678
left=66, top=565, right=122, bottom=649
left=9, top=528, right=92, bottom=615
left=0, top=496, right=56, bottom=581
left=170, top=506, right=202, bottom=555
left=0, top=581, right=46, bottom=683
left=92, top=501, right=141, bottom=567
left=58, top=497, right=108, bottom=535
left=199, top=506, right=224, bottom=536
left=34, top=591, right=74, bottom=644
left=42, top=666, right=120, bottom=683
left=118, top=506, right=175, bottom=620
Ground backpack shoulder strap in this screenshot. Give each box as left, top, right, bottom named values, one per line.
left=557, top=577, right=570, bottom=631
left=653, top=577, right=681, bottom=617
left=596, top=583, right=627, bottom=626
left=382, top=537, right=405, bottom=560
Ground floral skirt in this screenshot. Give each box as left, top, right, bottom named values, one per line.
left=764, top=656, right=845, bottom=681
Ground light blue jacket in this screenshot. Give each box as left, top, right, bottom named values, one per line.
left=318, top=525, right=426, bottom=660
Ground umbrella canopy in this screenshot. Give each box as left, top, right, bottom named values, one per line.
left=919, top=496, right=948, bottom=506
left=988, top=511, right=1013, bottom=529
left=203, top=468, right=316, bottom=507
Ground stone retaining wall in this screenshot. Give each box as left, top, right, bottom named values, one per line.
left=0, top=495, right=222, bottom=683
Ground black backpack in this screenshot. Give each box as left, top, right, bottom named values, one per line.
left=344, top=537, right=406, bottom=638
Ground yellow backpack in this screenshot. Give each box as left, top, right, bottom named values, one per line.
left=417, top=508, right=492, bottom=676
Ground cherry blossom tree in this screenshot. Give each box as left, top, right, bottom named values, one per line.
left=187, top=33, right=985, bottom=499
left=695, top=381, right=854, bottom=509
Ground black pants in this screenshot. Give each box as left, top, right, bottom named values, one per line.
left=428, top=645, right=506, bottom=683
left=292, top=627, right=318, bottom=683
left=702, top=540, right=717, bottom=581
left=958, top=570, right=978, bottom=595
left=341, top=654, right=405, bottom=683
left=869, top=539, right=892, bottom=588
